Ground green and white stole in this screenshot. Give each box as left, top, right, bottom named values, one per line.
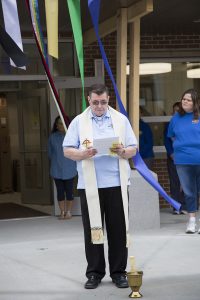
left=79, top=106, right=130, bottom=246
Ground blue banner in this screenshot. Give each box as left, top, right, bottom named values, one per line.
left=88, top=0, right=181, bottom=211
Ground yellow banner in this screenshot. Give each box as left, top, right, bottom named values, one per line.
left=45, top=0, right=58, bottom=58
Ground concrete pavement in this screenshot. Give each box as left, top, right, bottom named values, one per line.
left=0, top=209, right=200, bottom=300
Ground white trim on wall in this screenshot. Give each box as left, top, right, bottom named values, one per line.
left=142, top=115, right=171, bottom=123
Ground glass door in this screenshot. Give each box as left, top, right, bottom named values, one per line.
left=18, top=87, right=51, bottom=204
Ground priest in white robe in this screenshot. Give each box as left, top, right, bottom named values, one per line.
left=63, top=84, right=137, bottom=289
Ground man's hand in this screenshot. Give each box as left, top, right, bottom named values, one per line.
left=81, top=147, right=97, bottom=159
left=110, top=144, right=137, bottom=159
left=110, top=143, right=125, bottom=156
left=64, top=147, right=97, bottom=161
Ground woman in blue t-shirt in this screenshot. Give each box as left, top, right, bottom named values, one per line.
left=168, top=89, right=200, bottom=234
left=48, top=116, right=77, bottom=220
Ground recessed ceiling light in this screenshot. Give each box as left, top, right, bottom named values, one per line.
left=187, top=68, right=200, bottom=78
left=126, top=63, right=172, bottom=75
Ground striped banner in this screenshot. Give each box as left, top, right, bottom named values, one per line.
left=1, top=0, right=25, bottom=69
left=0, top=24, right=28, bottom=68
left=26, top=0, right=70, bottom=131
left=29, top=0, right=48, bottom=64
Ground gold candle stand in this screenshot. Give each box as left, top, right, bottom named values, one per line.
left=127, top=256, right=143, bottom=298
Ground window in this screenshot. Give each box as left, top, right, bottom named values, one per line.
left=0, top=40, right=75, bottom=76
left=52, top=41, right=75, bottom=76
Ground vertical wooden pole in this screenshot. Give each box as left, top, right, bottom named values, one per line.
left=129, top=18, right=140, bottom=142
left=116, top=8, right=127, bottom=110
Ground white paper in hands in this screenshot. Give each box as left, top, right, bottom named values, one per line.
left=93, top=136, right=119, bottom=156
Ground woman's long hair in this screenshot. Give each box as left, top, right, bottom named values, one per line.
left=51, top=116, right=61, bottom=133
left=179, top=88, right=200, bottom=120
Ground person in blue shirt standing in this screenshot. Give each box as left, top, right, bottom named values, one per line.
left=63, top=84, right=137, bottom=290
left=168, top=89, right=200, bottom=234
left=48, top=116, right=77, bottom=220
left=164, top=102, right=187, bottom=215
left=139, top=111, right=154, bottom=170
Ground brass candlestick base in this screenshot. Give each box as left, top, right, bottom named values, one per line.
left=127, top=271, right=143, bottom=298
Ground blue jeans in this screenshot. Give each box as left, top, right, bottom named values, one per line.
left=176, top=165, right=200, bottom=213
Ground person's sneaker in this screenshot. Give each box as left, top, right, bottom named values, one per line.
left=186, top=221, right=196, bottom=233
left=173, top=210, right=180, bottom=215
left=112, top=275, right=129, bottom=288
left=84, top=275, right=101, bottom=289
left=198, top=228, right=200, bottom=234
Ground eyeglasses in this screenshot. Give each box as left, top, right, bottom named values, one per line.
left=90, top=100, right=108, bottom=106
left=182, top=98, right=193, bottom=103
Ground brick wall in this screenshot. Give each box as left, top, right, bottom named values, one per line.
left=84, top=31, right=199, bottom=209
left=151, top=158, right=171, bottom=208
left=141, top=34, right=200, bottom=49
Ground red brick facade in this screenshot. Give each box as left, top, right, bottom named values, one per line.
left=84, top=32, right=200, bottom=209
left=151, top=159, right=170, bottom=208
left=141, top=34, right=200, bottom=50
